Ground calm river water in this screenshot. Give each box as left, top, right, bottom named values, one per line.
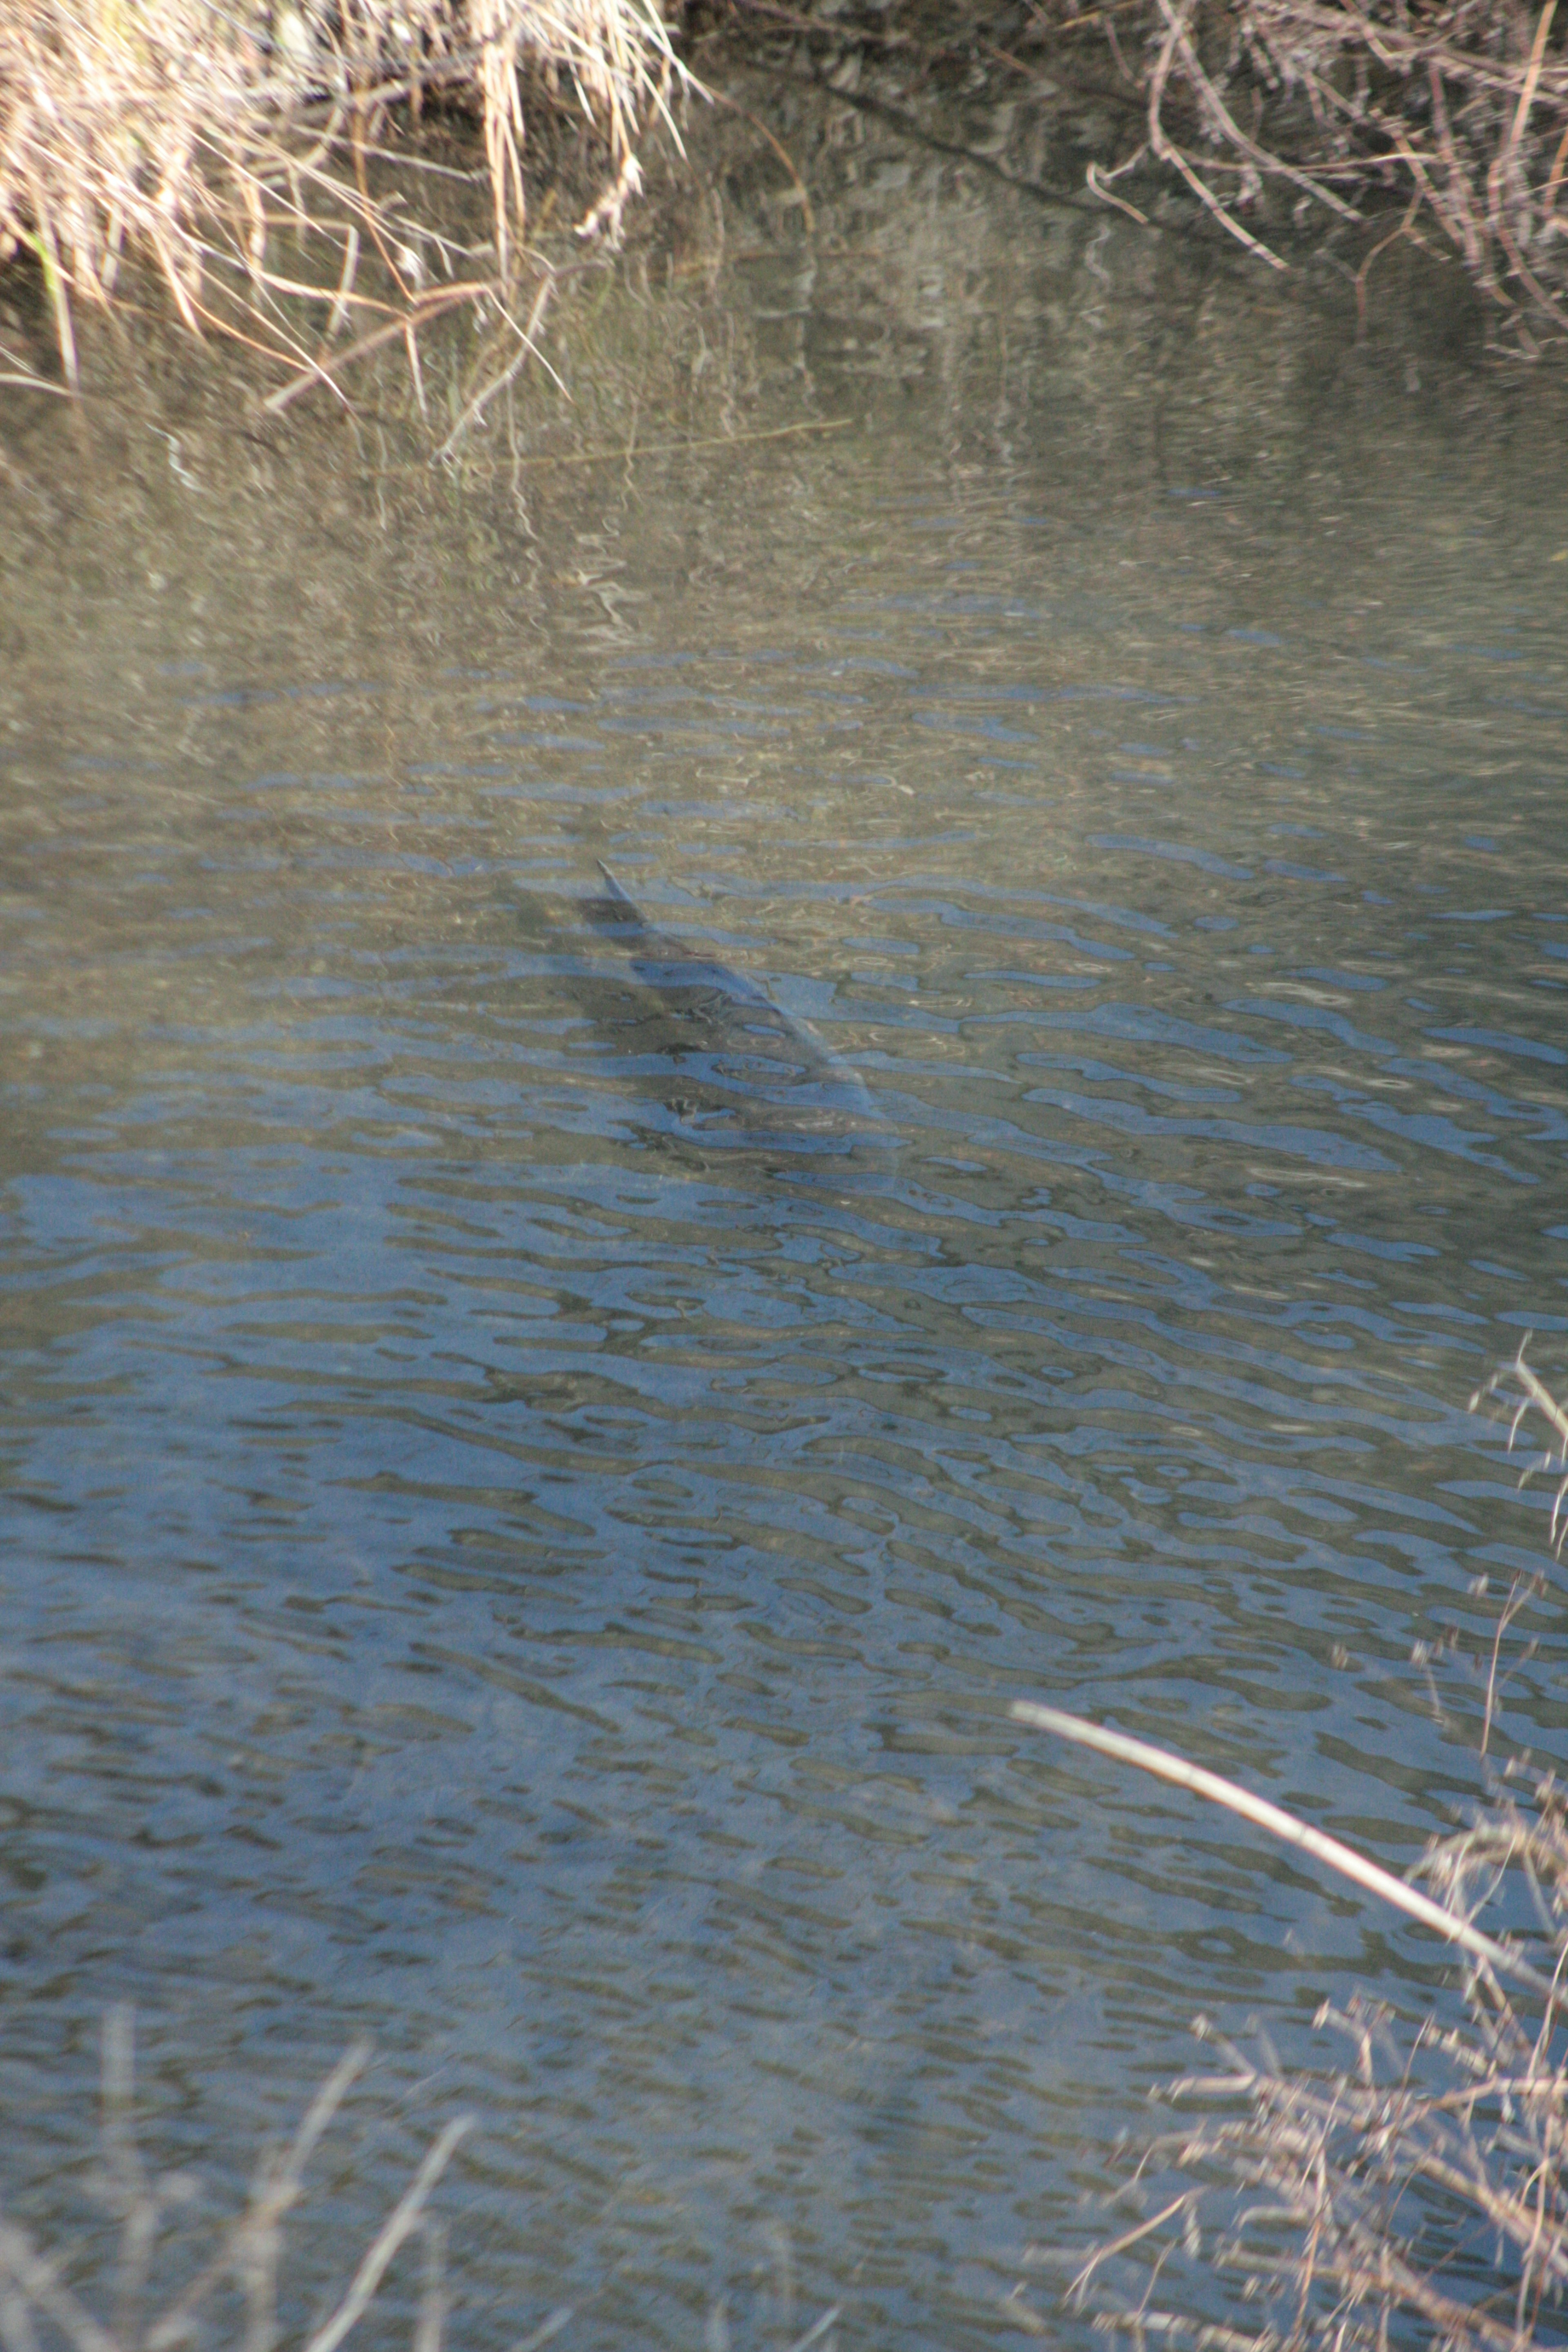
left=2, top=83, right=1567, bottom=2352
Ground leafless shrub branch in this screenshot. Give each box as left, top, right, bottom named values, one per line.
left=1117, top=0, right=1568, bottom=345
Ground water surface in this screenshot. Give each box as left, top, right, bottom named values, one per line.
left=2, top=91, right=1567, bottom=2352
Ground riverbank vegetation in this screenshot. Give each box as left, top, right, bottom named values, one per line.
left=1024, top=1346, right=1568, bottom=2352
left=1116, top=0, right=1568, bottom=350
left=0, top=2029, right=474, bottom=2352
left=5, top=0, right=1566, bottom=401
left=718, top=0, right=1568, bottom=350
left=0, top=0, right=686, bottom=396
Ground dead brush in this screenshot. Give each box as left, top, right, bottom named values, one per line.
left=0, top=0, right=689, bottom=403
left=1013, top=1345, right=1568, bottom=2352
left=1082, top=0, right=1568, bottom=349
left=1064, top=1953, right=1568, bottom=2352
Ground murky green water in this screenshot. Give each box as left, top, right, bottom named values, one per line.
left=2, top=82, right=1567, bottom=2352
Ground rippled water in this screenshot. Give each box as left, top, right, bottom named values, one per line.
left=2, top=92, right=1567, bottom=2352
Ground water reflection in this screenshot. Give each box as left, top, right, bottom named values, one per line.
left=0, top=77, right=1567, bottom=2352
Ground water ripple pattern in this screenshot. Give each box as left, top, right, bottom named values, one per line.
left=2, top=198, right=1568, bottom=2352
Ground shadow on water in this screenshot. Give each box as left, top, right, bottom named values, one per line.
left=512, top=862, right=902, bottom=1190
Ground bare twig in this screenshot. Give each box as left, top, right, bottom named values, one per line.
left=1091, top=0, right=1568, bottom=341
left=1010, top=1702, right=1557, bottom=1996
left=1067, top=1354, right=1568, bottom=2352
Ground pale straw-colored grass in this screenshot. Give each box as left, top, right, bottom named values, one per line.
left=0, top=0, right=688, bottom=392
left=0, top=2015, right=471, bottom=2352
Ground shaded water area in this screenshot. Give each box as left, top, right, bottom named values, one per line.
left=2, top=77, right=1568, bottom=2352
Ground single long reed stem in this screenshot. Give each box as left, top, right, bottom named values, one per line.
left=1010, top=1702, right=1557, bottom=1998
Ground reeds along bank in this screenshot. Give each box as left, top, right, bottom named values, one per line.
left=0, top=0, right=685, bottom=389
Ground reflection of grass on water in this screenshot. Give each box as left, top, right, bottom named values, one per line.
left=0, top=0, right=686, bottom=398
left=8, top=1402, right=1568, bottom=2352
left=1021, top=1345, right=1568, bottom=2352
left=724, top=0, right=1568, bottom=349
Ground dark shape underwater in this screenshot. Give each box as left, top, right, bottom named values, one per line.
left=559, top=862, right=894, bottom=1161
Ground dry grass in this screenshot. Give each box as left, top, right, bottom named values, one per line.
left=0, top=2017, right=470, bottom=2352
left=0, top=0, right=690, bottom=396
left=1017, top=1347, right=1568, bottom=2352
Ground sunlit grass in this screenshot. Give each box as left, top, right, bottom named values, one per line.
left=0, top=0, right=690, bottom=391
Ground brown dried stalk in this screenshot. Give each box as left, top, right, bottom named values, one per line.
left=0, top=0, right=689, bottom=392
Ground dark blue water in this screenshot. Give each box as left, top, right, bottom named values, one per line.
left=1, top=129, right=1567, bottom=2352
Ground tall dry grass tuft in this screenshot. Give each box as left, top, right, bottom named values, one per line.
left=0, top=2015, right=470, bottom=2352
left=1016, top=1345, right=1568, bottom=2352
left=0, top=0, right=687, bottom=393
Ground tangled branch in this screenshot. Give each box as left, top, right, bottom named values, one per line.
left=1132, top=0, right=1568, bottom=346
